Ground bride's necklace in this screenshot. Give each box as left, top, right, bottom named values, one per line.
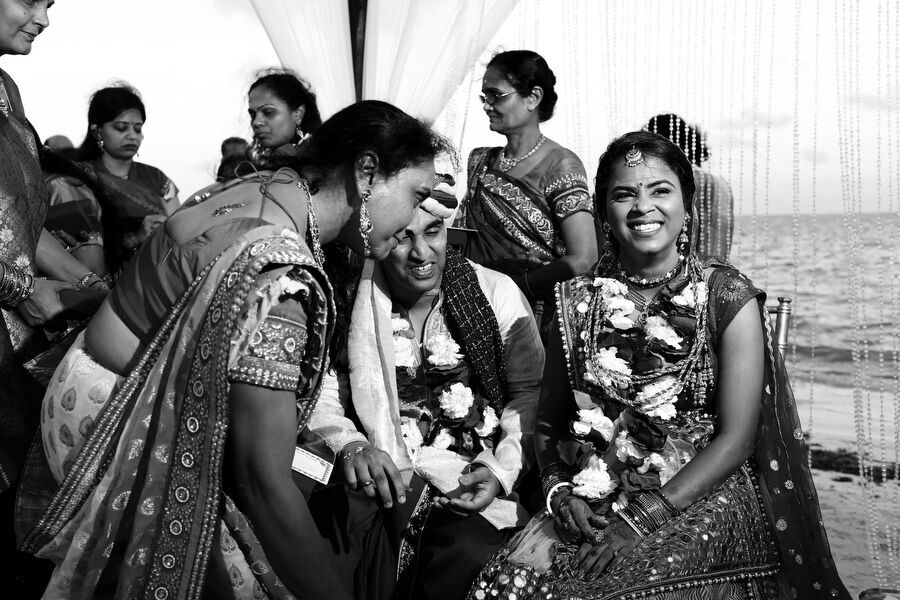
left=620, top=256, right=684, bottom=289
left=498, top=134, right=546, bottom=172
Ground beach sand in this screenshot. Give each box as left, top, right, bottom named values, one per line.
left=794, top=380, right=900, bottom=594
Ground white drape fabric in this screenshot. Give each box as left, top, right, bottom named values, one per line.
left=249, top=0, right=356, bottom=118
left=362, top=0, right=520, bottom=122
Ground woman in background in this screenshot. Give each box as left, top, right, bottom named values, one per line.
left=248, top=70, right=322, bottom=163
left=69, top=84, right=179, bottom=274
left=457, top=50, right=597, bottom=344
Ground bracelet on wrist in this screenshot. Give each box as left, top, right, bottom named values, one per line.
left=615, top=489, right=680, bottom=538
left=545, top=481, right=574, bottom=517
left=0, top=263, right=35, bottom=307
left=76, top=272, right=98, bottom=288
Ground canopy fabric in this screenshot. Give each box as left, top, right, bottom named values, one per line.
left=250, top=0, right=519, bottom=121
left=249, top=0, right=357, bottom=118
left=363, top=0, right=519, bottom=122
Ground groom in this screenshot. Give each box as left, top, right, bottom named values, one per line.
left=306, top=178, right=544, bottom=600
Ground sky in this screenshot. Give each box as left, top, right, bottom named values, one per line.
left=4, top=0, right=896, bottom=215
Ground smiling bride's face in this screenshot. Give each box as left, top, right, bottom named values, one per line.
left=604, top=154, right=686, bottom=265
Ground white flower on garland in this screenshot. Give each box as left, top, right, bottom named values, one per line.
left=393, top=335, right=420, bottom=369
left=614, top=430, right=649, bottom=463
left=426, top=333, right=463, bottom=367
left=572, top=455, right=616, bottom=500
left=573, top=407, right=615, bottom=441
left=439, top=382, right=475, bottom=419
left=644, top=315, right=683, bottom=349
left=584, top=347, right=632, bottom=388
left=606, top=295, right=635, bottom=330
left=431, top=427, right=454, bottom=450
left=595, top=277, right=629, bottom=298
left=392, top=317, right=411, bottom=333
left=400, top=418, right=424, bottom=461
left=637, top=452, right=667, bottom=474
left=635, top=375, right=682, bottom=421
left=475, top=405, right=500, bottom=437
left=671, top=281, right=708, bottom=310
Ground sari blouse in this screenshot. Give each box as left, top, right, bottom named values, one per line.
left=459, top=145, right=592, bottom=280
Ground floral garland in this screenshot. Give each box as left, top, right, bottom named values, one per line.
left=562, top=261, right=714, bottom=509
left=391, top=312, right=500, bottom=463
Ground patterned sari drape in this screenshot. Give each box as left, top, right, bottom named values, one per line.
left=0, top=68, right=47, bottom=492
left=19, top=226, right=333, bottom=600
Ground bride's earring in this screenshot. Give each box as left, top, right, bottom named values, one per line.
left=359, top=188, right=373, bottom=257
left=677, top=214, right=690, bottom=253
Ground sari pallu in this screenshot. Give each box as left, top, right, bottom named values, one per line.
left=459, top=147, right=591, bottom=342
left=19, top=225, right=334, bottom=600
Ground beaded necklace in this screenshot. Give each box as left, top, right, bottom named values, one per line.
left=498, top=134, right=546, bottom=172
left=620, top=255, right=684, bottom=288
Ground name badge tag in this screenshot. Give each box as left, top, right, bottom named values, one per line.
left=292, top=446, right=333, bottom=484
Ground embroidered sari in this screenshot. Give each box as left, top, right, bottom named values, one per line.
left=0, top=68, right=47, bottom=491
left=19, top=223, right=334, bottom=600
left=458, top=146, right=592, bottom=342
left=467, top=259, right=850, bottom=600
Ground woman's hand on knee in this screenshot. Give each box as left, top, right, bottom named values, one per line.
left=340, top=441, right=407, bottom=508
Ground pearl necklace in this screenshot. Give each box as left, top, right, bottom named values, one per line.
left=620, top=255, right=684, bottom=288
left=498, top=134, right=546, bottom=172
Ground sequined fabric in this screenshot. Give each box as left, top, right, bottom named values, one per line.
left=230, top=313, right=309, bottom=391
left=468, top=468, right=780, bottom=600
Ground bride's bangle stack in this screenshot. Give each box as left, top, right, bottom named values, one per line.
left=541, top=462, right=574, bottom=516
left=615, top=489, right=679, bottom=538
left=0, top=262, right=35, bottom=307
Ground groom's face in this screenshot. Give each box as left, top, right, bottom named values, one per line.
left=383, top=210, right=448, bottom=297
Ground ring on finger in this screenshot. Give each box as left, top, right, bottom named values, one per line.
left=360, top=480, right=375, bottom=487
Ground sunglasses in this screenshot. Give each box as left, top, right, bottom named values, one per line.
left=478, top=90, right=518, bottom=107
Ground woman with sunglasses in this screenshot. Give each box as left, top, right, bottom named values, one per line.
left=457, top=50, right=597, bottom=344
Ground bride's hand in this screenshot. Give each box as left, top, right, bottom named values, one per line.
left=552, top=490, right=607, bottom=544
left=573, top=517, right=641, bottom=580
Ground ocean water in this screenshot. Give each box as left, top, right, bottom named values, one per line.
left=729, top=213, right=900, bottom=392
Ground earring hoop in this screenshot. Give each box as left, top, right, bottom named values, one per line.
left=359, top=188, right=373, bottom=258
